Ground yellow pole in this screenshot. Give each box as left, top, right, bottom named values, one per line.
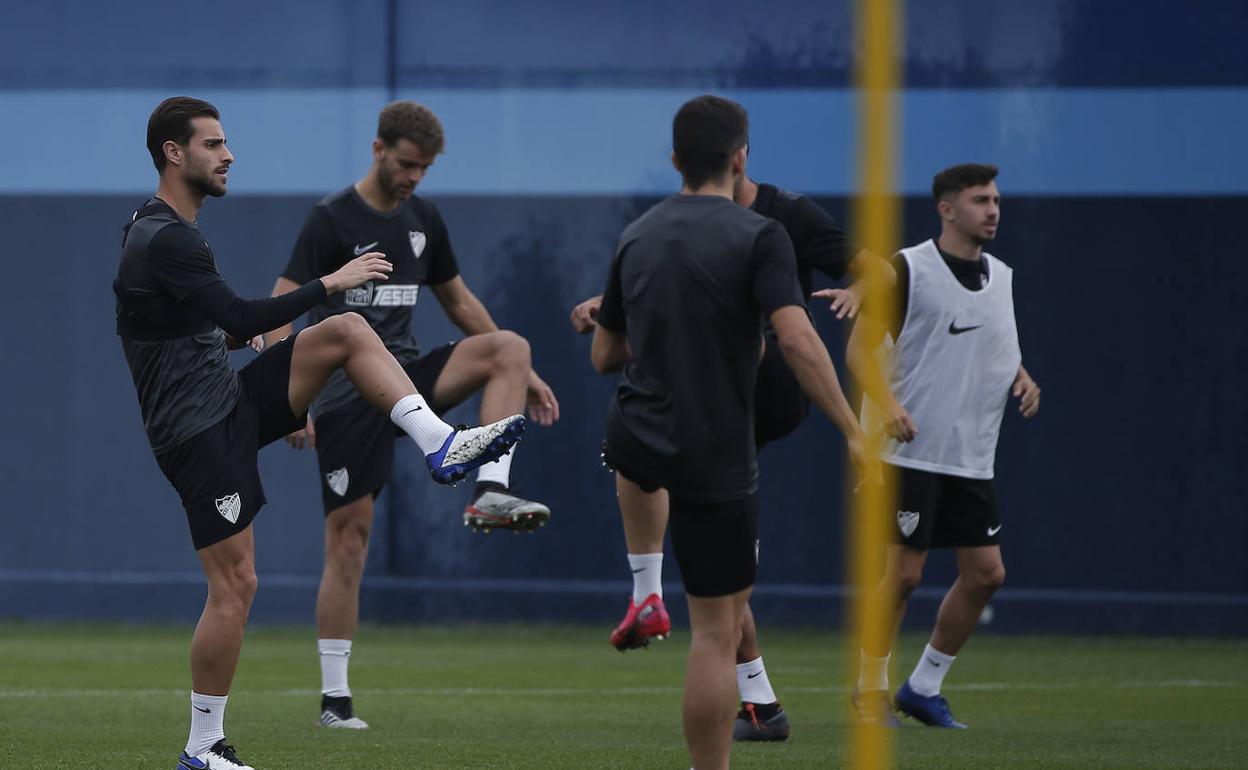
left=847, top=0, right=901, bottom=769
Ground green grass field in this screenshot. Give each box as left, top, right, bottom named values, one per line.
left=0, top=623, right=1244, bottom=769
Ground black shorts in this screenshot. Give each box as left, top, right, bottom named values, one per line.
left=155, top=332, right=304, bottom=550
left=313, top=342, right=459, bottom=513
left=893, top=464, right=1001, bottom=551
left=754, top=336, right=810, bottom=449
left=602, top=439, right=759, bottom=598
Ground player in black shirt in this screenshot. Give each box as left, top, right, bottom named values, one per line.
left=115, top=97, right=526, bottom=770
left=590, top=95, right=872, bottom=770
left=263, top=101, right=559, bottom=729
left=571, top=168, right=891, bottom=743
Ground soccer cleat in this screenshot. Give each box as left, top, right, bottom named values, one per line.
left=319, top=694, right=369, bottom=729
left=894, top=680, right=968, bottom=728
left=463, top=490, right=551, bottom=533
left=851, top=688, right=902, bottom=728
left=733, top=701, right=791, bottom=742
left=175, top=739, right=255, bottom=769
left=425, top=415, right=527, bottom=486
left=609, top=593, right=671, bottom=651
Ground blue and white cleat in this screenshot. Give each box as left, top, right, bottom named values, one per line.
left=176, top=739, right=256, bottom=769
left=894, top=680, right=968, bottom=728
left=425, top=415, right=527, bottom=486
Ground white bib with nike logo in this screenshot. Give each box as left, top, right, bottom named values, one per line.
left=861, top=238, right=1021, bottom=479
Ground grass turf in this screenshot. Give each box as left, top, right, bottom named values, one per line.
left=0, top=623, right=1244, bottom=769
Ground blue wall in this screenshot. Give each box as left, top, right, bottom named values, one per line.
left=1, top=0, right=1245, bottom=634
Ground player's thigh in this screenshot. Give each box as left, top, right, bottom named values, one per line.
left=313, top=399, right=396, bottom=515
left=954, top=545, right=1005, bottom=589
left=324, top=495, right=377, bottom=555
left=196, top=524, right=257, bottom=596
left=424, top=333, right=520, bottom=409
left=754, top=338, right=809, bottom=449
left=669, top=494, right=760, bottom=599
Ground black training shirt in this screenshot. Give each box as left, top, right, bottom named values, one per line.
left=750, top=183, right=853, bottom=298
left=115, top=198, right=328, bottom=453
left=283, top=186, right=460, bottom=415
left=598, top=194, right=805, bottom=500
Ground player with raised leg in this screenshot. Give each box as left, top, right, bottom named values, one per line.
left=115, top=97, right=525, bottom=769
left=264, top=100, right=558, bottom=730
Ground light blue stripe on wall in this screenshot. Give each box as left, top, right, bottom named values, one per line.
left=3, top=88, right=1244, bottom=195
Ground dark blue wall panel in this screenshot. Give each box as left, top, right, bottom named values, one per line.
left=1, top=194, right=1244, bottom=633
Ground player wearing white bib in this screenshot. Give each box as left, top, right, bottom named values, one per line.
left=847, top=163, right=1040, bottom=728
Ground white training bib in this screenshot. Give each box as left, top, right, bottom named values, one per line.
left=862, top=239, right=1021, bottom=479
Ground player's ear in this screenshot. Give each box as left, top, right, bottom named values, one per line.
left=162, top=140, right=183, bottom=169
left=670, top=150, right=680, bottom=174
left=731, top=146, right=747, bottom=175
left=936, top=197, right=955, bottom=221
left=372, top=138, right=386, bottom=162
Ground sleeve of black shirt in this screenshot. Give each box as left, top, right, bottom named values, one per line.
left=595, top=244, right=627, bottom=333
left=282, top=205, right=339, bottom=285
left=150, top=224, right=226, bottom=302
left=423, top=202, right=462, bottom=285
left=793, top=196, right=853, bottom=283
left=751, top=221, right=806, bottom=315
left=183, top=279, right=329, bottom=341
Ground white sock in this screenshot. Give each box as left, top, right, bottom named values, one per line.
left=475, top=444, right=514, bottom=488
left=185, top=691, right=227, bottom=756
left=318, top=638, right=352, bottom=698
left=907, top=643, right=956, bottom=696
left=858, top=650, right=891, bottom=692
left=736, top=657, right=778, bottom=704
left=628, top=553, right=663, bottom=604
left=390, top=394, right=453, bottom=455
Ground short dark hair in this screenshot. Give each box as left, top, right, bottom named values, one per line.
left=672, top=95, right=749, bottom=189
left=932, top=163, right=999, bottom=203
left=378, top=101, right=445, bottom=156
left=147, top=96, right=220, bottom=172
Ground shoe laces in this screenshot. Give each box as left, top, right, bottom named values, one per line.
left=744, top=702, right=760, bottom=728
left=214, top=743, right=244, bottom=764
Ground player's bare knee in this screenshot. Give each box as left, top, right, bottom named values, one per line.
left=492, top=330, right=531, bottom=370
left=973, top=564, right=1006, bottom=594
left=896, top=569, right=923, bottom=598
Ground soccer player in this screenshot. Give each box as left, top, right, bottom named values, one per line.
left=591, top=94, right=872, bottom=770
left=571, top=169, right=891, bottom=742
left=115, top=97, right=526, bottom=770
left=847, top=163, right=1040, bottom=728
left=263, top=101, right=558, bottom=730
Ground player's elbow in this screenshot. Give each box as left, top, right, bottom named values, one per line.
left=591, top=347, right=623, bottom=374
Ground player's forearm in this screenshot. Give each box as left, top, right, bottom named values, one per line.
left=846, top=331, right=899, bottom=411
left=186, top=280, right=327, bottom=342
left=264, top=276, right=300, bottom=347
left=591, top=327, right=629, bottom=374
left=445, top=295, right=499, bottom=337
left=779, top=328, right=860, bottom=440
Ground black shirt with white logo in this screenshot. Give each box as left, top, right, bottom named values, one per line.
left=597, top=194, right=805, bottom=500
left=282, top=186, right=460, bottom=415
left=115, top=198, right=328, bottom=453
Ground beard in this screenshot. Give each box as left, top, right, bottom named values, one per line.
left=187, top=164, right=226, bottom=198
left=378, top=163, right=411, bottom=200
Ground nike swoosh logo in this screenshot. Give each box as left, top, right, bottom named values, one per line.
left=926, top=658, right=941, bottom=668
left=193, top=705, right=211, bottom=713
left=401, top=407, right=423, bottom=417
left=353, top=241, right=379, bottom=256
left=746, top=671, right=762, bottom=679
left=948, top=321, right=983, bottom=335
left=987, top=524, right=1003, bottom=536
left=631, top=568, right=645, bottom=573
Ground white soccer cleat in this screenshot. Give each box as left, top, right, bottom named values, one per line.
left=463, top=490, right=551, bottom=532
left=176, top=740, right=255, bottom=769
left=426, top=415, right=527, bottom=486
